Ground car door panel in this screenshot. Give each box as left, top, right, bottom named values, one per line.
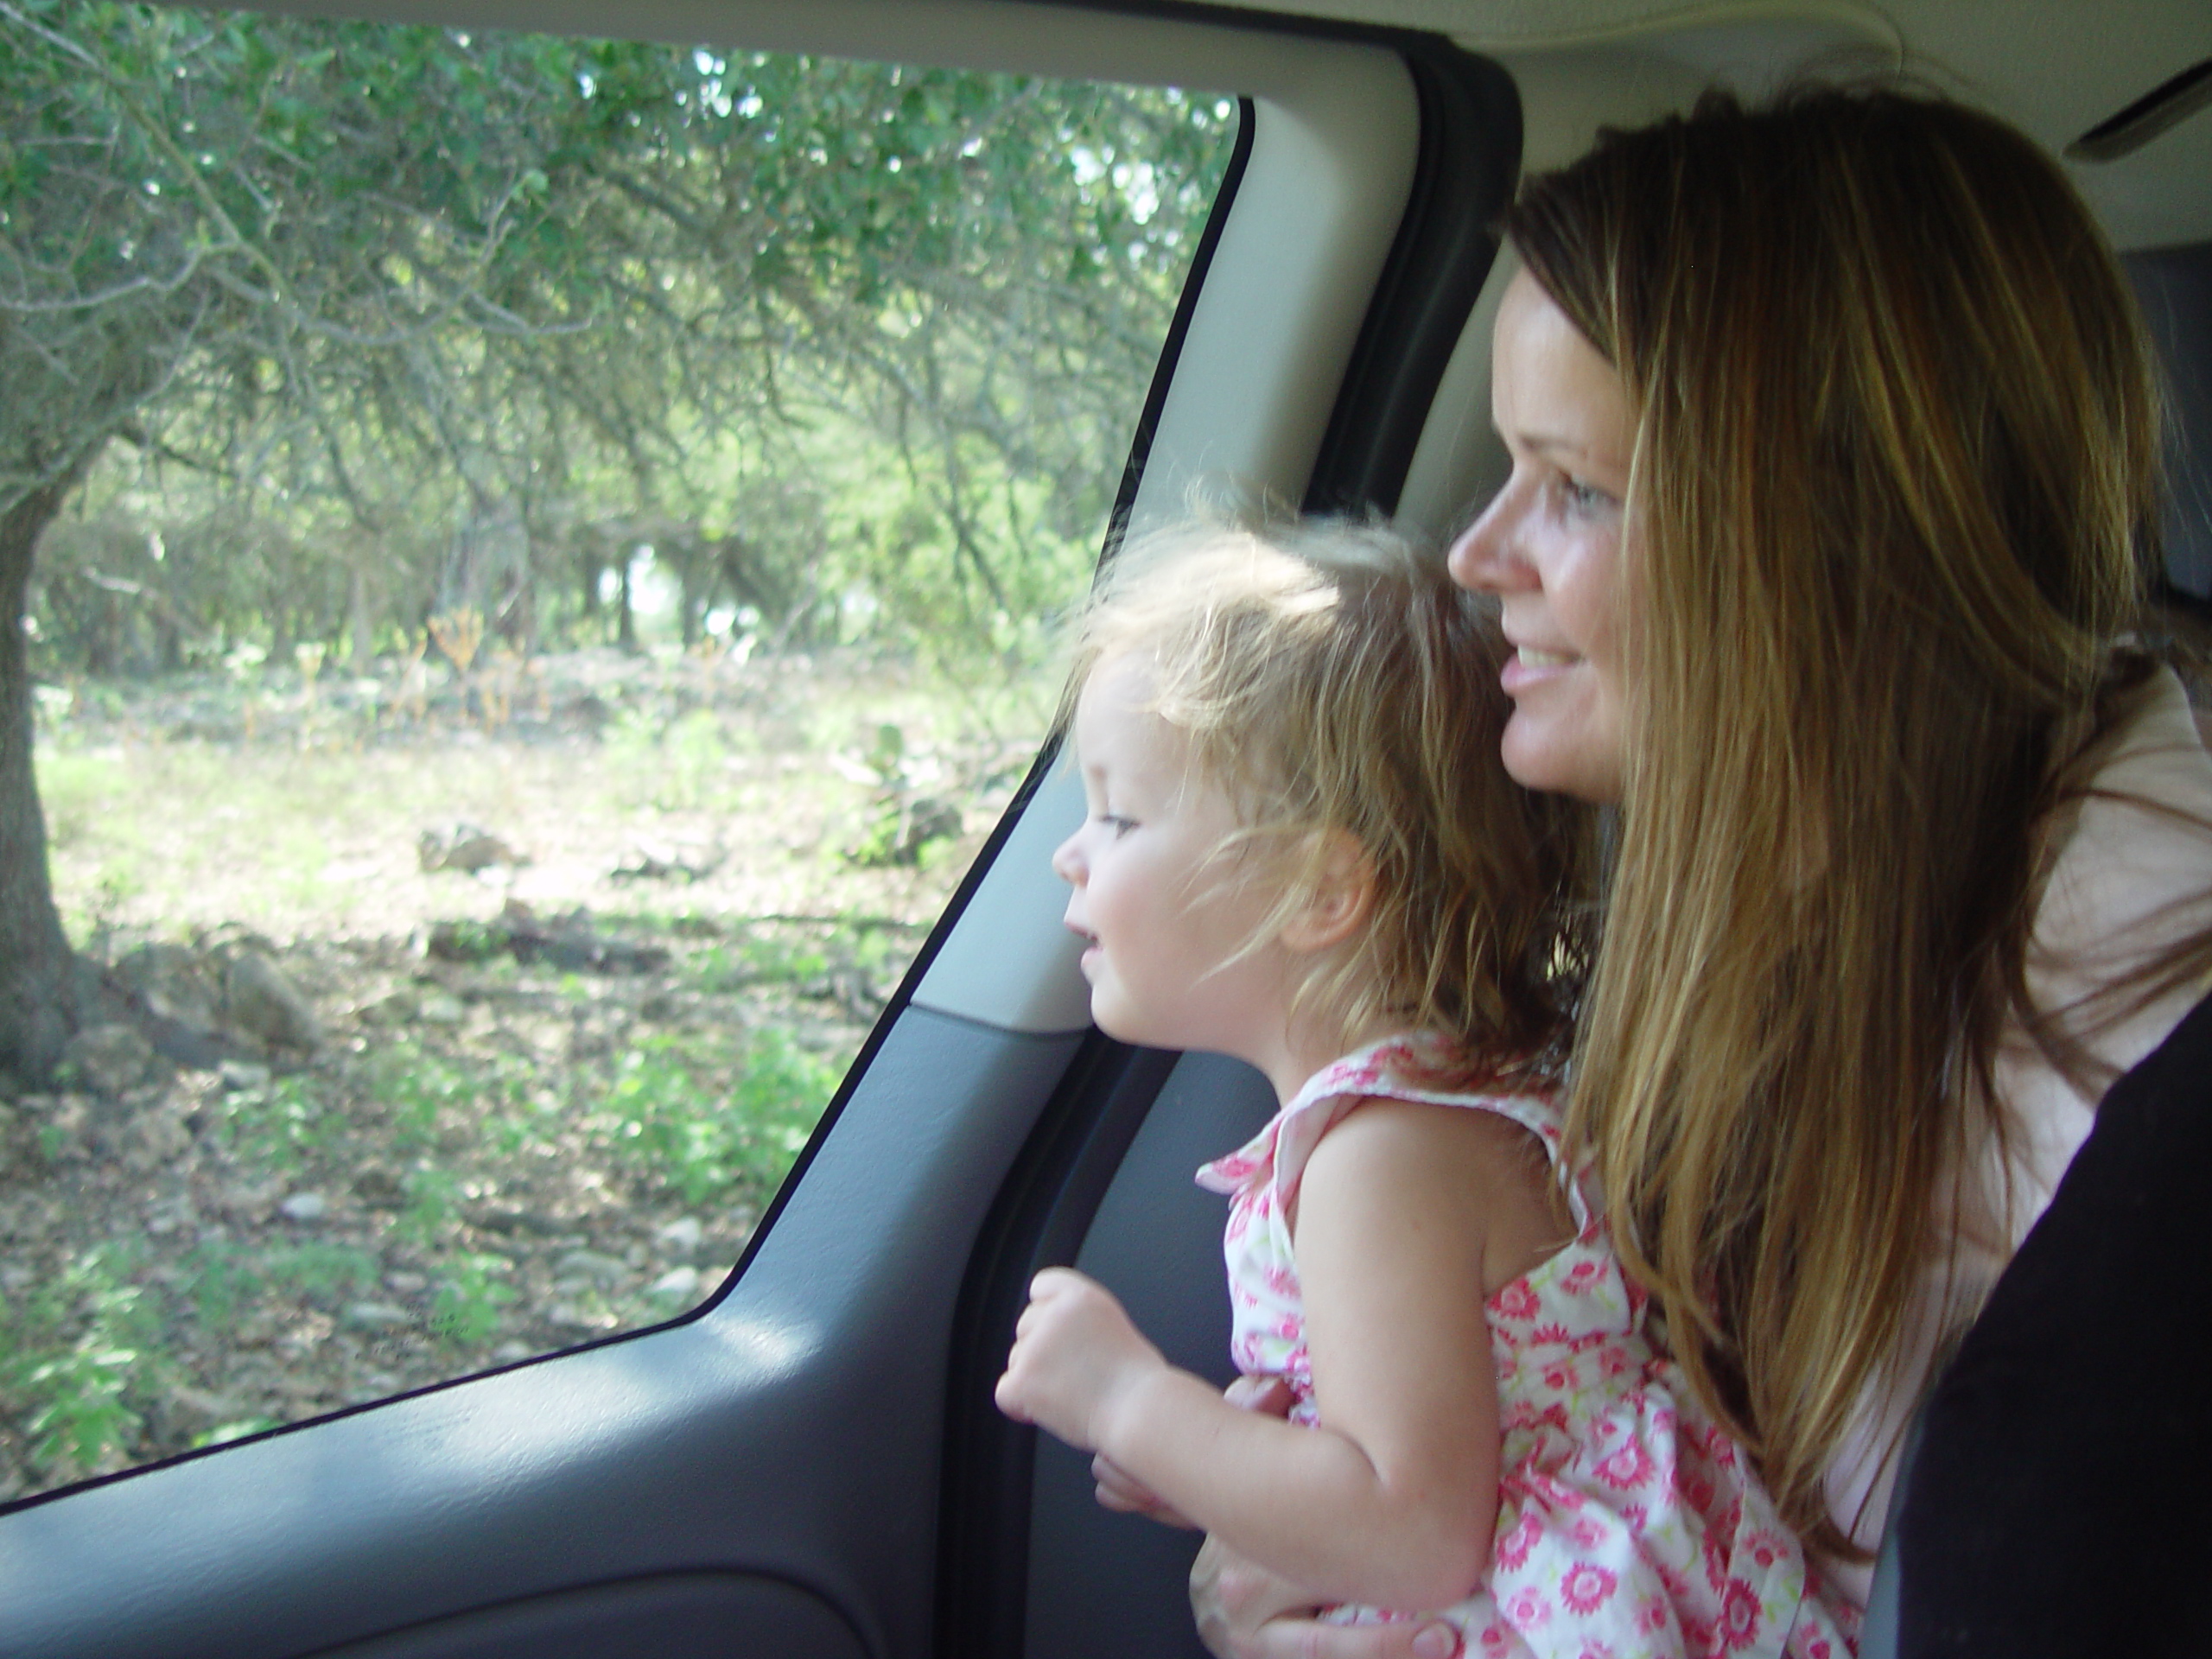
left=308, top=1574, right=866, bottom=1659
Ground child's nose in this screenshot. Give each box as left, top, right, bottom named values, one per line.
left=1051, top=829, right=1084, bottom=885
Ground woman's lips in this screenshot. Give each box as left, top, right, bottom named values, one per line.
left=1500, top=645, right=1577, bottom=692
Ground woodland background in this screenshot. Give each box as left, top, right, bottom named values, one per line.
left=0, top=0, right=1230, bottom=1500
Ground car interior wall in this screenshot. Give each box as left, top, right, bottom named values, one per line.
left=1200, top=0, right=2212, bottom=250
left=2131, top=244, right=2212, bottom=601
left=1021, top=1052, right=1278, bottom=1659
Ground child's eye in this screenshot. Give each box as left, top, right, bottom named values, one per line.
left=1096, top=812, right=1137, bottom=836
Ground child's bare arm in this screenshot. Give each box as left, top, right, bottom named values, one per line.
left=995, top=1100, right=1527, bottom=1612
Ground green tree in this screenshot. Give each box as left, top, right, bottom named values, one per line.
left=0, top=2, right=1230, bottom=1084
left=1, top=4, right=689, bottom=1078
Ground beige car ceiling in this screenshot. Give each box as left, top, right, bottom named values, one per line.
left=1202, top=0, right=2212, bottom=251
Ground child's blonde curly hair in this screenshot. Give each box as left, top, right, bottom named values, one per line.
left=1064, top=518, right=1587, bottom=1077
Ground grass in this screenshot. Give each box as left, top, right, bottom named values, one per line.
left=603, top=706, right=754, bottom=813
left=0, top=1245, right=163, bottom=1479
left=212, top=1076, right=344, bottom=1176
left=4, top=645, right=1040, bottom=1502
left=429, top=1255, right=516, bottom=1348
left=35, top=645, right=1018, bottom=950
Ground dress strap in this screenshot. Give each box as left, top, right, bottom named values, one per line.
left=1196, top=1034, right=1587, bottom=1230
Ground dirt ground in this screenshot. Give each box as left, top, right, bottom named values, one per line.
left=41, top=640, right=1039, bottom=945
left=0, top=644, right=1046, bottom=1501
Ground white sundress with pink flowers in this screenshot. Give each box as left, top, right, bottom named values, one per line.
left=1195, top=1035, right=1859, bottom=1659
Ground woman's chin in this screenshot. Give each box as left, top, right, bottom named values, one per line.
left=1502, top=714, right=1624, bottom=804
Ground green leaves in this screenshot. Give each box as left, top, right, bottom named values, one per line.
left=7, top=3, right=1235, bottom=687
left=596, top=1027, right=835, bottom=1209
left=1, top=1247, right=155, bottom=1481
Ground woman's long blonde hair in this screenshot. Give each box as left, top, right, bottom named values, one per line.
left=1510, top=86, right=2212, bottom=1556
left=1069, top=519, right=1587, bottom=1077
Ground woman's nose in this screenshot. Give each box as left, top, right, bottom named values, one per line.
left=1447, top=489, right=1533, bottom=594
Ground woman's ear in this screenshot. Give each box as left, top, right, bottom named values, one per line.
left=1278, top=830, right=1376, bottom=955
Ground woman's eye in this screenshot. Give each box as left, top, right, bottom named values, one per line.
left=1560, top=476, right=1617, bottom=518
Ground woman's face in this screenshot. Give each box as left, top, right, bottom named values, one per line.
left=1448, top=269, right=1634, bottom=804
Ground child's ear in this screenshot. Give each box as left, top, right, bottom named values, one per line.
left=1279, top=830, right=1376, bottom=955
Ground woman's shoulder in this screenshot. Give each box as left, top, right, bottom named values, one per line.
left=2044, top=665, right=2212, bottom=931
left=2016, top=665, right=2212, bottom=1118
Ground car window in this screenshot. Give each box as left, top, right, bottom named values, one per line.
left=0, top=0, right=1235, bottom=1504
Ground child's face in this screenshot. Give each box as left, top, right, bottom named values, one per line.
left=1051, top=654, right=1290, bottom=1059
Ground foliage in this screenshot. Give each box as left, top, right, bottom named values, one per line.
left=0, top=1247, right=156, bottom=1481
left=212, top=1073, right=336, bottom=1175
left=593, top=1027, right=836, bottom=1209
left=429, top=1254, right=514, bottom=1348
left=4, top=3, right=1235, bottom=677
left=0, top=0, right=1229, bottom=1493
left=604, top=705, right=741, bottom=813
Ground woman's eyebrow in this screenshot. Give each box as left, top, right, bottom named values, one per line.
left=1514, top=429, right=1599, bottom=462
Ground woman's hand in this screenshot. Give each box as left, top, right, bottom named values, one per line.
left=995, top=1267, right=1166, bottom=1451
left=1187, top=1374, right=1463, bottom=1659
left=1189, top=1535, right=1462, bottom=1659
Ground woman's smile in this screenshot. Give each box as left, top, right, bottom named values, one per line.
left=1498, top=643, right=1579, bottom=687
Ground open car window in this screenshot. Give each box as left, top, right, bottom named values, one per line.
left=1, top=0, right=1238, bottom=1505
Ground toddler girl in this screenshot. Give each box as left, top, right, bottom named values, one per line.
left=995, top=520, right=1859, bottom=1657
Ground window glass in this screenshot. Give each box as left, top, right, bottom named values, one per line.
left=0, top=1, right=1236, bottom=1502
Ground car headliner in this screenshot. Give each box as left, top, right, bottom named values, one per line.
left=1189, top=0, right=2212, bottom=252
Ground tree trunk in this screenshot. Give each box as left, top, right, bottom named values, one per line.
left=347, top=560, right=377, bottom=669
left=579, top=549, right=601, bottom=625
left=678, top=551, right=702, bottom=650
left=507, top=535, right=537, bottom=656
left=0, top=475, right=90, bottom=1088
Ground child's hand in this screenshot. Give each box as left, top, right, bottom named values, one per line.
left=995, top=1267, right=1164, bottom=1452
left=1093, top=1452, right=1193, bottom=1527
left=1084, top=1371, right=1289, bottom=1530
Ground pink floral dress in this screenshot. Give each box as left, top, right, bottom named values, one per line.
left=1196, top=1035, right=1859, bottom=1659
